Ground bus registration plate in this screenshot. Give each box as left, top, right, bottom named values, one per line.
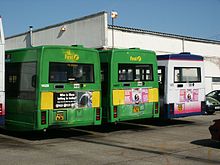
left=133, top=106, right=140, bottom=113
left=177, top=104, right=183, bottom=111
left=56, top=111, right=64, bottom=121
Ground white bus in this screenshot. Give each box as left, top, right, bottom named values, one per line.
left=157, top=53, right=206, bottom=119
left=0, top=16, right=5, bottom=125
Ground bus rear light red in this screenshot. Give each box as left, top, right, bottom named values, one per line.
left=113, top=106, right=117, bottom=118
left=41, top=111, right=46, bottom=124
left=0, top=104, right=2, bottom=115
left=96, top=108, right=100, bottom=120
left=155, top=103, right=159, bottom=114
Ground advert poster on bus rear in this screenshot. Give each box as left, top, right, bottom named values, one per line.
left=179, top=89, right=199, bottom=102
left=53, top=91, right=92, bottom=109
left=132, top=88, right=142, bottom=104
left=124, top=88, right=149, bottom=105
left=124, top=90, right=132, bottom=104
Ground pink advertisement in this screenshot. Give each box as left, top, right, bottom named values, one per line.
left=175, top=88, right=201, bottom=114
left=179, top=89, right=186, bottom=102
left=193, top=89, right=199, bottom=101
left=124, top=88, right=149, bottom=105
left=179, top=89, right=200, bottom=102
left=124, top=90, right=132, bottom=104
left=142, top=88, right=149, bottom=103
left=132, top=88, right=142, bottom=104
left=174, top=103, right=201, bottom=114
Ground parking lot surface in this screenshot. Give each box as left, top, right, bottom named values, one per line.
left=0, top=112, right=220, bottom=165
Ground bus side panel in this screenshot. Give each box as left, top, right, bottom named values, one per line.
left=5, top=99, right=37, bottom=131
left=5, top=49, right=39, bottom=131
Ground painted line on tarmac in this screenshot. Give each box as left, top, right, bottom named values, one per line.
left=72, top=135, right=220, bottom=165
left=119, top=120, right=199, bottom=130
left=119, top=121, right=159, bottom=129
left=68, top=127, right=107, bottom=137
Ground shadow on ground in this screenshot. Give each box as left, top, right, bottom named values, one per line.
left=0, top=118, right=195, bottom=141
left=0, top=122, right=154, bottom=141
left=191, top=139, right=220, bottom=149
left=125, top=118, right=195, bottom=127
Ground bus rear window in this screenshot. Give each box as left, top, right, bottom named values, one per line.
left=118, top=64, right=153, bottom=82
left=49, top=62, right=94, bottom=83
left=174, top=67, right=201, bottom=83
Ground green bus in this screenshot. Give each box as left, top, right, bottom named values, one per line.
left=99, top=48, right=159, bottom=123
left=5, top=45, right=101, bottom=131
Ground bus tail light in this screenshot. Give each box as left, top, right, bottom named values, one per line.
left=169, top=103, right=174, bottom=115
left=155, top=103, right=159, bottom=114
left=113, top=106, right=117, bottom=118
left=41, top=111, right=46, bottom=125
left=0, top=104, right=2, bottom=115
left=96, top=108, right=100, bottom=120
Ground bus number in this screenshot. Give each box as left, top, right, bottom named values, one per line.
left=56, top=112, right=64, bottom=121
left=133, top=106, right=140, bottom=113
left=177, top=104, right=183, bottom=112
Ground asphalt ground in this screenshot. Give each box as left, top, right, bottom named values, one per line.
left=0, top=112, right=220, bottom=165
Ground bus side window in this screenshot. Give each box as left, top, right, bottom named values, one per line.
left=174, top=68, right=180, bottom=82
left=6, top=63, right=20, bottom=98
left=6, top=62, right=37, bottom=100
left=158, top=67, right=165, bottom=96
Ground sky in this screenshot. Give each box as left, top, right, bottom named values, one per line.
left=0, top=0, right=220, bottom=40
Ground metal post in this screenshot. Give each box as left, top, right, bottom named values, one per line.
left=111, top=11, right=118, bottom=49
left=112, top=17, right=114, bottom=48
left=29, top=26, right=33, bottom=47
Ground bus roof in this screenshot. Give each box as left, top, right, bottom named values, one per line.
left=157, top=53, right=203, bottom=61
left=100, top=48, right=155, bottom=54
left=6, top=45, right=98, bottom=52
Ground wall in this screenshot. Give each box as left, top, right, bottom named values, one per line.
left=6, top=12, right=108, bottom=50
left=107, top=28, right=220, bottom=93
left=108, top=29, right=183, bottom=54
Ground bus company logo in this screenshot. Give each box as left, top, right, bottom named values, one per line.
left=130, top=56, right=142, bottom=62
left=64, top=50, right=79, bottom=62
